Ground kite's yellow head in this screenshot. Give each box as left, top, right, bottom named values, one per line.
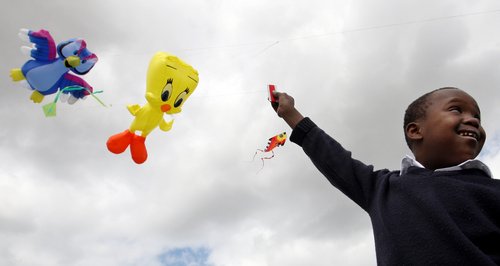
left=145, top=52, right=199, bottom=114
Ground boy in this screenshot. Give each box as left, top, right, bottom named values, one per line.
left=272, top=87, right=500, bottom=265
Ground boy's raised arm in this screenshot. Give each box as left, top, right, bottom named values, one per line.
left=270, top=90, right=384, bottom=209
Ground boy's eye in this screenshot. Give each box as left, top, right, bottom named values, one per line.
left=449, top=106, right=461, bottom=113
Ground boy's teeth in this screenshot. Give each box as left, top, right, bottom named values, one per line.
left=460, top=132, right=477, bottom=138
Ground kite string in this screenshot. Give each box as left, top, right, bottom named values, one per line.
left=281, top=8, right=500, bottom=42
left=98, top=8, right=500, bottom=57
left=252, top=149, right=275, bottom=174
left=95, top=8, right=500, bottom=106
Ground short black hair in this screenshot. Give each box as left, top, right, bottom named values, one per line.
left=403, top=87, right=459, bottom=149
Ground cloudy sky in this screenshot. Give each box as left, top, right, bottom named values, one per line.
left=1, top=1, right=500, bottom=265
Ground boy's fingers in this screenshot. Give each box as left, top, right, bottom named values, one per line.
left=271, top=101, right=279, bottom=111
left=271, top=91, right=281, bottom=111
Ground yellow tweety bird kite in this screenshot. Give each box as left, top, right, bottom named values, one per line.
left=106, top=52, right=199, bottom=164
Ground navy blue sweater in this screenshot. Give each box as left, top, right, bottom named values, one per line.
left=291, top=117, right=500, bottom=265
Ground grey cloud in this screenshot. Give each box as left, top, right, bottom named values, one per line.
left=2, top=1, right=500, bottom=265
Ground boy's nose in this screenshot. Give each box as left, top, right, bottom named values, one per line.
left=463, top=114, right=480, bottom=128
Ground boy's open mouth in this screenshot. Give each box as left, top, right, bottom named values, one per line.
left=458, top=130, right=479, bottom=141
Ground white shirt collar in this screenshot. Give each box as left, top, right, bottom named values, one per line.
left=400, top=155, right=492, bottom=178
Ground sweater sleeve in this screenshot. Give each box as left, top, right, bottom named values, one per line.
left=291, top=117, right=391, bottom=210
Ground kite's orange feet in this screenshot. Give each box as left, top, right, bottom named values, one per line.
left=106, top=130, right=134, bottom=154
left=130, top=135, right=147, bottom=164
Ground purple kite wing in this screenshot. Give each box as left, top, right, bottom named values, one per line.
left=28, top=29, right=57, bottom=61
left=60, top=73, right=93, bottom=99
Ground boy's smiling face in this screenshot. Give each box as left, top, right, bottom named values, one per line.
left=408, top=89, right=486, bottom=170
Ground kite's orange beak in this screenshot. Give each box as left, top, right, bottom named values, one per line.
left=161, top=104, right=171, bottom=112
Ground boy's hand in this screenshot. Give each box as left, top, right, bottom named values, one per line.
left=272, top=91, right=293, bottom=117
left=271, top=91, right=304, bottom=129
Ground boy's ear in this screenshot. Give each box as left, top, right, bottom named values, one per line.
left=405, top=122, right=423, bottom=141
